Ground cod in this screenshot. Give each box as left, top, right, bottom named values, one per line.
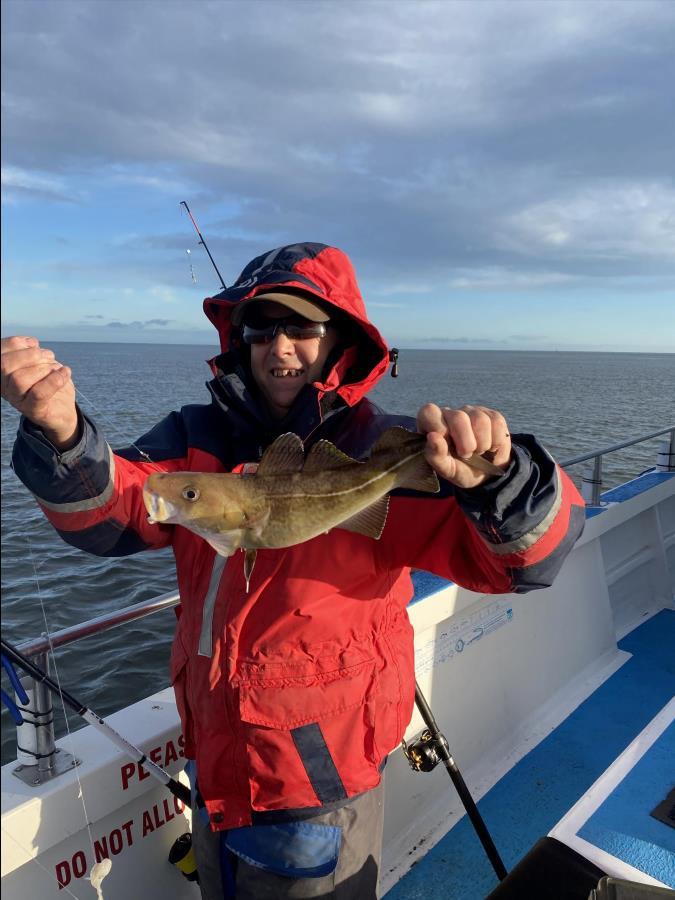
left=143, top=427, right=502, bottom=590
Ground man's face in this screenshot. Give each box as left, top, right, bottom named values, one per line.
left=247, top=302, right=340, bottom=419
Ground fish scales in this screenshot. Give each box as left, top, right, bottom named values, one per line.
left=142, top=427, right=501, bottom=586
left=249, top=445, right=428, bottom=547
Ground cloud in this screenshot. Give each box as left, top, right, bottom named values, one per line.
left=363, top=301, right=406, bottom=309
left=500, top=182, right=675, bottom=262
left=413, top=336, right=509, bottom=345
left=1, top=0, right=674, bottom=339
left=148, top=285, right=180, bottom=304
left=446, top=268, right=575, bottom=291
left=509, top=334, right=548, bottom=342
left=103, top=319, right=173, bottom=329
left=1, top=165, right=76, bottom=204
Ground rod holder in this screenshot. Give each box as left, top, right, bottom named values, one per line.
left=581, top=455, right=603, bottom=506
left=656, top=430, right=675, bottom=472
left=12, top=651, right=78, bottom=787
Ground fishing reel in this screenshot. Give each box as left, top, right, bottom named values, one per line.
left=401, top=729, right=449, bottom=773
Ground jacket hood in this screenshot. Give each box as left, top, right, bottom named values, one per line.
left=203, top=243, right=391, bottom=406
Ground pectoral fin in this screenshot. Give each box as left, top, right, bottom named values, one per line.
left=201, top=531, right=243, bottom=558
left=244, top=549, right=257, bottom=593
left=338, top=496, right=390, bottom=540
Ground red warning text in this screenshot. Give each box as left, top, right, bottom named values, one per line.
left=120, top=734, right=185, bottom=791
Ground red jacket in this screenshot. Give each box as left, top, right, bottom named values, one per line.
left=13, top=243, right=585, bottom=830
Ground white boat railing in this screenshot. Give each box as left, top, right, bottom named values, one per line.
left=4, top=425, right=674, bottom=788
left=560, top=425, right=674, bottom=506
left=15, top=590, right=181, bottom=659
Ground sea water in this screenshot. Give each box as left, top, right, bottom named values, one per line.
left=2, top=344, right=673, bottom=762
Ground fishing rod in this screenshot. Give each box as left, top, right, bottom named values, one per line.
left=1, top=639, right=191, bottom=807
left=404, top=681, right=508, bottom=881
left=180, top=200, right=227, bottom=290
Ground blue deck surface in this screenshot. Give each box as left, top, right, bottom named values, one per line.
left=385, top=609, right=675, bottom=899
left=410, top=569, right=453, bottom=603
left=585, top=470, right=674, bottom=517
left=578, top=721, right=675, bottom=886
left=602, top=471, right=674, bottom=504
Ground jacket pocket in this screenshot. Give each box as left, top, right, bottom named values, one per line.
left=238, top=659, right=379, bottom=807
left=170, top=636, right=195, bottom=756
left=238, top=659, right=376, bottom=730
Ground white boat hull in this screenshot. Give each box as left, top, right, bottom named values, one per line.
left=2, top=471, right=674, bottom=898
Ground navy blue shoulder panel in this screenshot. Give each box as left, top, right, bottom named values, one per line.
left=115, top=409, right=188, bottom=462
left=13, top=411, right=112, bottom=505
left=54, top=518, right=153, bottom=557
left=115, top=402, right=234, bottom=468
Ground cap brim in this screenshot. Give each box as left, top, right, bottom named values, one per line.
left=231, top=291, right=331, bottom=326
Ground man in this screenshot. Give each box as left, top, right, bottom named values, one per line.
left=1, top=243, right=585, bottom=898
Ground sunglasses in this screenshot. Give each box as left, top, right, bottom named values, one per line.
left=241, top=314, right=328, bottom=345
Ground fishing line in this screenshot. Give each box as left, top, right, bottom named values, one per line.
left=25, top=536, right=98, bottom=861
left=1, top=827, right=84, bottom=899
left=179, top=200, right=227, bottom=290
left=2, top=639, right=191, bottom=807
left=7, top=391, right=125, bottom=894
left=73, top=384, right=154, bottom=463
left=186, top=248, right=197, bottom=283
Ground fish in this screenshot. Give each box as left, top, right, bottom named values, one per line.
left=142, top=427, right=503, bottom=589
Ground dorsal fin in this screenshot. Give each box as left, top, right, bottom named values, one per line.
left=257, top=433, right=305, bottom=476
left=303, top=440, right=358, bottom=474
left=371, top=426, right=422, bottom=455
left=337, top=496, right=390, bottom=539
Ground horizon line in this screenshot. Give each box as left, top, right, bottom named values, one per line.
left=5, top=336, right=672, bottom=355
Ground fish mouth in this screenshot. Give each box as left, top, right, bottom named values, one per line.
left=143, top=488, right=179, bottom=524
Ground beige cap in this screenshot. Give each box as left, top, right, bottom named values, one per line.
left=231, top=291, right=331, bottom=326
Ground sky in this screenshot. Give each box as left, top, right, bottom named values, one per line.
left=1, top=0, right=674, bottom=351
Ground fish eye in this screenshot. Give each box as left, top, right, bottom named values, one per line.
left=182, top=487, right=200, bottom=502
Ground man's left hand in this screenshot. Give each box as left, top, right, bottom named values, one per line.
left=416, top=403, right=512, bottom=489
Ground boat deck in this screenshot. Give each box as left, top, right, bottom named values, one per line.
left=2, top=468, right=673, bottom=899
left=385, top=608, right=675, bottom=898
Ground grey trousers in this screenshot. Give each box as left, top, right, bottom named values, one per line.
left=192, top=782, right=385, bottom=900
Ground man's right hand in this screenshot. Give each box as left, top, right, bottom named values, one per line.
left=1, top=336, right=80, bottom=451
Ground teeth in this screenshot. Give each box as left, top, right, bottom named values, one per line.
left=271, top=369, right=302, bottom=378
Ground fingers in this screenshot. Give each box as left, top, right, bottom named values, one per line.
left=1, top=336, right=39, bottom=353
left=416, top=402, right=512, bottom=487
left=1, top=335, right=76, bottom=432
left=2, top=345, right=59, bottom=401
left=2, top=337, right=52, bottom=379
left=416, top=402, right=446, bottom=435
left=22, top=364, right=72, bottom=403
left=3, top=362, right=71, bottom=415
